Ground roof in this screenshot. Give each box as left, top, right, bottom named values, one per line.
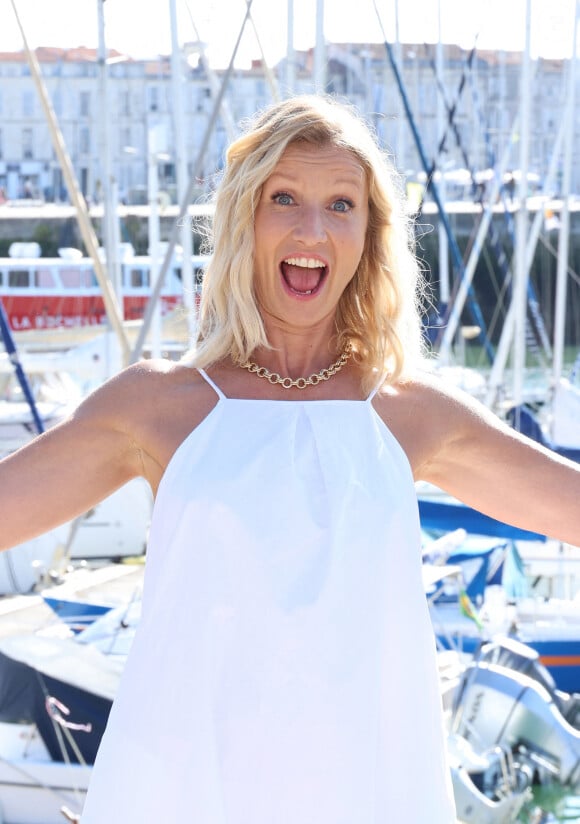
left=0, top=46, right=130, bottom=64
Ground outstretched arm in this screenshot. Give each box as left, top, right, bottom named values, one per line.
left=0, top=366, right=145, bottom=552
left=384, top=374, right=580, bottom=546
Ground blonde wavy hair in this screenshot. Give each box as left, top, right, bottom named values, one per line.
left=185, top=94, right=425, bottom=390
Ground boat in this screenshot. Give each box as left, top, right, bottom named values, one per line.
left=0, top=633, right=119, bottom=824
left=0, top=561, right=144, bottom=823
left=0, top=243, right=208, bottom=332
left=426, top=530, right=580, bottom=694
left=0, top=361, right=81, bottom=455
left=448, top=637, right=580, bottom=788
left=447, top=731, right=533, bottom=823
left=440, top=635, right=580, bottom=822
left=506, top=373, right=580, bottom=464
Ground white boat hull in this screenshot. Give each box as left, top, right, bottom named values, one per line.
left=0, top=761, right=89, bottom=824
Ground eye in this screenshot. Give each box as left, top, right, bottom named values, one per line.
left=331, top=198, right=354, bottom=213
left=272, top=191, right=293, bottom=206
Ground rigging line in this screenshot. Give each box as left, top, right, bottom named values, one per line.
left=462, top=51, right=552, bottom=359
left=425, top=42, right=551, bottom=361
left=418, top=45, right=504, bottom=354
left=182, top=0, right=279, bottom=108
left=538, top=233, right=580, bottom=288
left=428, top=44, right=478, bottom=174
left=372, top=0, right=494, bottom=363
left=481, top=245, right=512, bottom=347
left=36, top=670, right=89, bottom=784
left=415, top=42, right=479, bottom=219
left=0, top=299, right=44, bottom=435
left=182, top=0, right=242, bottom=140
left=245, top=1, right=280, bottom=101
left=422, top=40, right=492, bottom=202
left=413, top=39, right=517, bottom=353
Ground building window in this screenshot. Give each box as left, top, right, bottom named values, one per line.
left=120, top=127, right=132, bottom=154
left=79, top=126, right=90, bottom=155
left=22, top=128, right=33, bottom=160
left=52, top=89, right=62, bottom=117
left=147, top=86, right=159, bottom=112
left=80, top=91, right=91, bottom=117
left=120, top=90, right=131, bottom=116
left=22, top=90, right=34, bottom=117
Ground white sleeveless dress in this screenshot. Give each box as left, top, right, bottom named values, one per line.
left=80, top=370, right=456, bottom=823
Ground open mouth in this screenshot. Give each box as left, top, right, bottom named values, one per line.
left=280, top=257, right=328, bottom=297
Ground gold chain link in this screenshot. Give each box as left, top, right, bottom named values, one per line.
left=241, top=346, right=351, bottom=389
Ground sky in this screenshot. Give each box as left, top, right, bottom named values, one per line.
left=3, top=0, right=579, bottom=67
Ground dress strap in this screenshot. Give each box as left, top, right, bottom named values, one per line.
left=197, top=368, right=227, bottom=400
left=366, top=370, right=387, bottom=402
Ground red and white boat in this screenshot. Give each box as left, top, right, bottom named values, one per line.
left=0, top=243, right=207, bottom=333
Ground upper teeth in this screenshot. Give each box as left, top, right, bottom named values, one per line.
left=283, top=257, right=325, bottom=268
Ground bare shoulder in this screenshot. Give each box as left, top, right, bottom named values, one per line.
left=75, top=358, right=211, bottom=420
left=73, top=358, right=219, bottom=492
left=372, top=368, right=502, bottom=477
left=0, top=359, right=218, bottom=549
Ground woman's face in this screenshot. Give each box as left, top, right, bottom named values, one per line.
left=253, top=142, right=369, bottom=336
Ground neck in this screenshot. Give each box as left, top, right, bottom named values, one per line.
left=255, top=321, right=341, bottom=380
left=242, top=344, right=351, bottom=391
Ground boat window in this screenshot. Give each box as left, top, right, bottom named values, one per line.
left=86, top=270, right=98, bottom=287
left=60, top=267, right=87, bottom=289
left=36, top=267, right=57, bottom=288
left=8, top=269, right=30, bottom=288
left=130, top=268, right=150, bottom=288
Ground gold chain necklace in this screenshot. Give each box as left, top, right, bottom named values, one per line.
left=241, top=346, right=351, bottom=390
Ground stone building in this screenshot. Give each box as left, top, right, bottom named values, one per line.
left=0, top=40, right=574, bottom=205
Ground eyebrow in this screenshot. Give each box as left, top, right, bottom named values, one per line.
left=266, top=169, right=365, bottom=188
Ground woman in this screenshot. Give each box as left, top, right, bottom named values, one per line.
left=1, top=95, right=579, bottom=822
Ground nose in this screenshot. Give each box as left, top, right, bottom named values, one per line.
left=293, top=204, right=327, bottom=245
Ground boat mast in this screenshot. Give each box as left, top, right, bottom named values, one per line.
left=285, top=0, right=295, bottom=97
left=438, top=122, right=519, bottom=367
left=512, top=0, right=532, bottom=409
left=169, top=0, right=195, bottom=341
left=147, top=124, right=164, bottom=359
left=436, top=0, right=450, bottom=314
left=393, top=0, right=405, bottom=169
left=97, top=0, right=122, bottom=306
left=552, top=0, right=580, bottom=391
left=313, top=0, right=325, bottom=92
left=485, top=113, right=568, bottom=408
